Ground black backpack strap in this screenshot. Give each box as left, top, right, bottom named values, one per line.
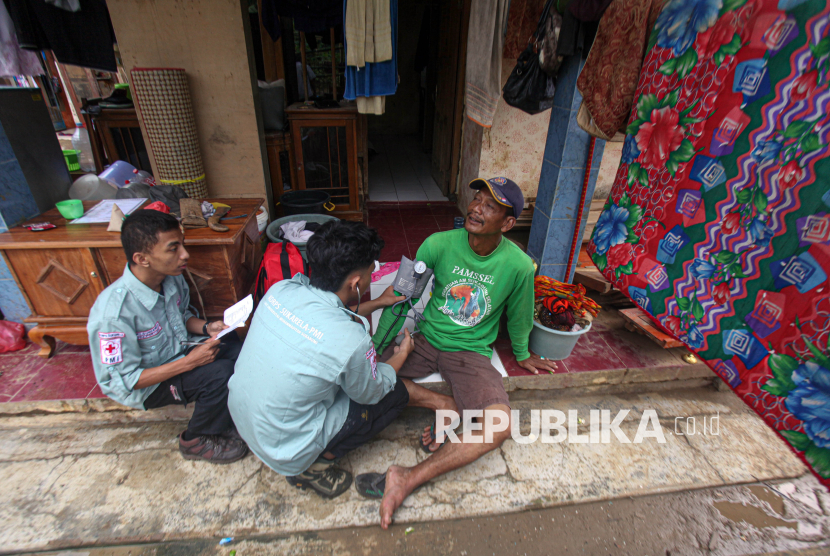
left=279, top=240, right=292, bottom=279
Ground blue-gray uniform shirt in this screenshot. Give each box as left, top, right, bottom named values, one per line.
left=228, top=274, right=397, bottom=476
left=87, top=265, right=203, bottom=409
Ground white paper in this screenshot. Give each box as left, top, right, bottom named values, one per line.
left=69, top=198, right=147, bottom=224
left=216, top=294, right=253, bottom=339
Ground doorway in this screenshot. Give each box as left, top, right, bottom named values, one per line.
left=367, top=0, right=469, bottom=204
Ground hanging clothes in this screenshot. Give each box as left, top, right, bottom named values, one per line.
left=261, top=0, right=342, bottom=36
left=356, top=96, right=384, bottom=114
left=267, top=0, right=342, bottom=19
left=5, top=0, right=117, bottom=72
left=587, top=0, right=830, bottom=490
left=0, top=1, right=42, bottom=76
left=464, top=0, right=511, bottom=128
left=344, top=0, right=397, bottom=114
left=576, top=0, right=664, bottom=141
left=345, top=0, right=392, bottom=68
left=259, top=1, right=281, bottom=41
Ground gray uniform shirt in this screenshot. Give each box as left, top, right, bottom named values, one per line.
left=228, top=274, right=397, bottom=476
left=87, top=265, right=202, bottom=409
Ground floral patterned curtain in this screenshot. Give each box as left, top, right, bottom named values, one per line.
left=588, top=0, right=830, bottom=487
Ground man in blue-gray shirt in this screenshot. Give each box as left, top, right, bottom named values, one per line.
left=88, top=210, right=247, bottom=464
left=229, top=221, right=457, bottom=499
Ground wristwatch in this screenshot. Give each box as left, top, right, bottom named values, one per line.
left=202, top=322, right=209, bottom=336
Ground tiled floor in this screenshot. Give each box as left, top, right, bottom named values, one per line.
left=0, top=307, right=692, bottom=402
left=368, top=134, right=448, bottom=202
left=367, top=202, right=463, bottom=261
left=0, top=341, right=101, bottom=403
left=0, top=208, right=690, bottom=404
left=494, top=307, right=694, bottom=377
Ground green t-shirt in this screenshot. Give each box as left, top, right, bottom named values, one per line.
left=374, top=229, right=535, bottom=359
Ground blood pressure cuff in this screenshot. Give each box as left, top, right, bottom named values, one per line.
left=372, top=297, right=420, bottom=355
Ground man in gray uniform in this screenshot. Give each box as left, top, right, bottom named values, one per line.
left=88, top=210, right=247, bottom=464
left=229, top=221, right=457, bottom=498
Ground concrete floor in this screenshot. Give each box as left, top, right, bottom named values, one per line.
left=23, top=475, right=830, bottom=556
left=0, top=386, right=817, bottom=554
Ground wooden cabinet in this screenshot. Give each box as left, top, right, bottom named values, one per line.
left=286, top=102, right=367, bottom=221
left=0, top=198, right=263, bottom=357
left=82, top=107, right=152, bottom=174
left=265, top=130, right=298, bottom=214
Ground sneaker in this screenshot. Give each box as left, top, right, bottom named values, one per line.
left=221, top=427, right=246, bottom=444
left=178, top=431, right=248, bottom=464
left=286, top=459, right=353, bottom=499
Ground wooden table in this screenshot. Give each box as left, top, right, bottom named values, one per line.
left=0, top=198, right=263, bottom=357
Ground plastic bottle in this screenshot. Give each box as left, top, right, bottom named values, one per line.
left=72, top=124, right=95, bottom=172
left=132, top=169, right=156, bottom=186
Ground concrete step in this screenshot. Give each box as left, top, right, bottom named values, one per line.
left=0, top=386, right=807, bottom=553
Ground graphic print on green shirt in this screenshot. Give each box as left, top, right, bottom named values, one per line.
left=374, top=229, right=535, bottom=360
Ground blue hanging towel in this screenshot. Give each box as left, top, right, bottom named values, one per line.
left=344, top=0, right=398, bottom=99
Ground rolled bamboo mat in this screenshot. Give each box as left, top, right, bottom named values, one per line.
left=130, top=68, right=208, bottom=198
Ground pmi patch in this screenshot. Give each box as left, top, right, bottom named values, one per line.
left=366, top=346, right=378, bottom=380
left=99, top=332, right=125, bottom=365
left=137, top=322, right=162, bottom=340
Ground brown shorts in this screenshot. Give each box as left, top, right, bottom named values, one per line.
left=382, top=334, right=510, bottom=413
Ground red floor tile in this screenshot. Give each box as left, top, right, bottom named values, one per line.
left=434, top=215, right=461, bottom=228
left=397, top=206, right=431, bottom=215
left=10, top=353, right=97, bottom=402
left=495, top=339, right=569, bottom=376
left=405, top=228, right=440, bottom=243
left=368, top=210, right=403, bottom=221
left=431, top=206, right=463, bottom=216
left=373, top=218, right=403, bottom=229
left=368, top=207, right=401, bottom=216
left=380, top=244, right=411, bottom=263
left=562, top=331, right=627, bottom=372
left=408, top=243, right=425, bottom=257
left=0, top=355, right=43, bottom=399
left=377, top=230, right=407, bottom=244
left=402, top=217, right=440, bottom=230
left=600, top=328, right=685, bottom=369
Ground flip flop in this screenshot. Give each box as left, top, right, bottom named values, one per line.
left=355, top=472, right=427, bottom=500
left=355, top=472, right=386, bottom=499
left=420, top=415, right=461, bottom=453
left=420, top=422, right=441, bottom=453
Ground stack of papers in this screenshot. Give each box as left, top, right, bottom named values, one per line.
left=69, top=199, right=147, bottom=224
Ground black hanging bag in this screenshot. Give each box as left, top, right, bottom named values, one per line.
left=502, top=0, right=557, bottom=115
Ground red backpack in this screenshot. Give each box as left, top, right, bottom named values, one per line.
left=254, top=241, right=309, bottom=304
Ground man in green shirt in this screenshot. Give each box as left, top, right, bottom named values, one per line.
left=361, top=177, right=558, bottom=528
left=88, top=210, right=247, bottom=464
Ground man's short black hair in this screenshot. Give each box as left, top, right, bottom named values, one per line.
left=307, top=220, right=384, bottom=292
left=121, top=209, right=181, bottom=265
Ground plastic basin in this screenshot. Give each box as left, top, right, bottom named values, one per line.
left=278, top=190, right=335, bottom=216
left=63, top=149, right=79, bottom=172
left=266, top=213, right=339, bottom=258
left=528, top=320, right=592, bottom=361
left=56, top=199, right=84, bottom=219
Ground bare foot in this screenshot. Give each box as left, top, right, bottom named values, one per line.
left=380, top=465, right=413, bottom=529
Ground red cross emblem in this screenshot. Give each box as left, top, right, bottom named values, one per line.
left=99, top=335, right=123, bottom=365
